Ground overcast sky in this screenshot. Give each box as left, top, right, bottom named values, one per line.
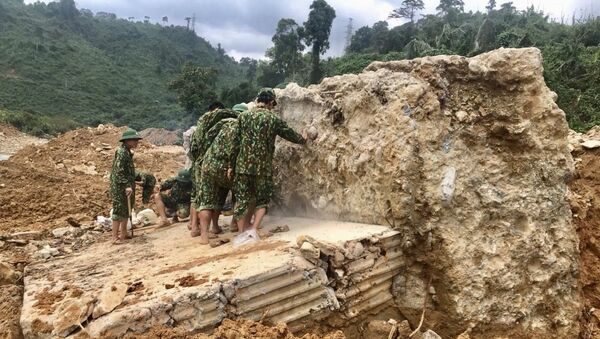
left=25, top=0, right=599, bottom=60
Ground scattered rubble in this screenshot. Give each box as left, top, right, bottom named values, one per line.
left=0, top=124, right=47, bottom=156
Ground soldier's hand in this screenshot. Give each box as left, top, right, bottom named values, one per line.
left=125, top=187, right=133, bottom=196
left=153, top=185, right=160, bottom=193
left=227, top=168, right=233, bottom=180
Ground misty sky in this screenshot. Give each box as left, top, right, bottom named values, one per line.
left=25, top=0, right=599, bottom=60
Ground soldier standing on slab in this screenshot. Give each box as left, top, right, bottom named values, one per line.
left=234, top=88, right=306, bottom=234
left=189, top=102, right=238, bottom=238
left=195, top=118, right=240, bottom=243
left=109, top=128, right=142, bottom=244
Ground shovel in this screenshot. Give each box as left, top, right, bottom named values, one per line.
left=127, top=192, right=134, bottom=238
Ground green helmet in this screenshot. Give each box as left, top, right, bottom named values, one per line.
left=119, top=128, right=143, bottom=142
left=176, top=168, right=191, bottom=183
left=256, top=87, right=276, bottom=103
left=232, top=103, right=248, bottom=113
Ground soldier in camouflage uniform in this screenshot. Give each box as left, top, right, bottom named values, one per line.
left=189, top=102, right=238, bottom=237
left=135, top=171, right=156, bottom=205
left=155, top=169, right=193, bottom=227
left=195, top=118, right=240, bottom=242
left=234, top=88, right=306, bottom=233
left=110, top=128, right=142, bottom=244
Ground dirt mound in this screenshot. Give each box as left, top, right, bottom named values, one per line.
left=571, top=145, right=600, bottom=338
left=0, top=123, right=47, bottom=156
left=139, top=128, right=181, bottom=146
left=0, top=124, right=185, bottom=234
left=123, top=319, right=345, bottom=339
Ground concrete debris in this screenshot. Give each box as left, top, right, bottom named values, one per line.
left=274, top=48, right=579, bottom=337
left=70, top=164, right=98, bottom=175
left=52, top=226, right=82, bottom=238
left=422, top=329, right=442, bottom=339
left=135, top=208, right=158, bottom=226
left=582, top=140, right=600, bottom=149
left=52, top=295, right=95, bottom=337
left=300, top=241, right=320, bottom=263
left=92, top=283, right=128, bottom=318
left=0, top=262, right=21, bottom=285
left=37, top=245, right=59, bottom=259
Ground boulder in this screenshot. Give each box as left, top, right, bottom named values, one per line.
left=0, top=262, right=21, bottom=285
left=273, top=48, right=579, bottom=337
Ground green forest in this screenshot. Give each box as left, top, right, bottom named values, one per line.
left=0, top=0, right=598, bottom=135
left=0, top=0, right=246, bottom=134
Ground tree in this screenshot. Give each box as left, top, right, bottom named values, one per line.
left=266, top=18, right=305, bottom=80
left=389, top=0, right=425, bottom=24
left=168, top=64, right=218, bottom=115
left=436, top=0, right=464, bottom=15
left=348, top=26, right=373, bottom=53
left=302, top=0, right=336, bottom=84
left=485, top=0, right=496, bottom=13
left=372, top=21, right=390, bottom=53
left=436, top=0, right=464, bottom=24
left=240, top=57, right=258, bottom=81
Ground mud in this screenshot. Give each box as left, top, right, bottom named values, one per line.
left=0, top=124, right=185, bottom=234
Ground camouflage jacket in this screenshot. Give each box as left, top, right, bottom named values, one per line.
left=110, top=144, right=135, bottom=191
left=160, top=177, right=193, bottom=204
left=236, top=107, right=305, bottom=176
left=202, top=118, right=240, bottom=173
left=189, top=109, right=238, bottom=164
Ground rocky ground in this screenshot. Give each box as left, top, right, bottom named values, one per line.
left=0, top=124, right=47, bottom=157
left=139, top=128, right=181, bottom=146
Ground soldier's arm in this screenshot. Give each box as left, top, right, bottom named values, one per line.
left=228, top=129, right=241, bottom=170
left=160, top=178, right=175, bottom=191
left=275, top=117, right=306, bottom=145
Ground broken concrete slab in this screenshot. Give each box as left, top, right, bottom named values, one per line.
left=21, top=217, right=398, bottom=337
left=92, top=283, right=128, bottom=319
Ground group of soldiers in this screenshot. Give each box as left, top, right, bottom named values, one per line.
left=108, top=88, right=306, bottom=244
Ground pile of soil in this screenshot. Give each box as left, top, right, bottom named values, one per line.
left=0, top=124, right=46, bottom=155
left=0, top=124, right=185, bottom=234
left=139, top=128, right=181, bottom=146
left=571, top=146, right=600, bottom=338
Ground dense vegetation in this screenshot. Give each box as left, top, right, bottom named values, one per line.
left=0, top=0, right=597, bottom=134
left=0, top=0, right=246, bottom=135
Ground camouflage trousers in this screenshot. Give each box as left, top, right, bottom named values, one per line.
left=233, top=174, right=273, bottom=220
left=110, top=185, right=135, bottom=221
left=196, top=168, right=233, bottom=212
left=137, top=172, right=156, bottom=204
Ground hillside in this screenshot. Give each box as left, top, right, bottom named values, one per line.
left=0, top=0, right=244, bottom=134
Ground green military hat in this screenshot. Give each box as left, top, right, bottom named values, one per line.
left=232, top=103, right=248, bottom=113
left=176, top=168, right=192, bottom=183
left=119, top=128, right=143, bottom=142
left=257, top=88, right=277, bottom=103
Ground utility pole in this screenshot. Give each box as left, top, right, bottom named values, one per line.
left=344, top=18, right=354, bottom=53
left=192, top=13, right=196, bottom=33
left=185, top=17, right=191, bottom=30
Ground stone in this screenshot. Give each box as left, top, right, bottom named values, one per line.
left=92, top=283, right=128, bottom=318
left=582, top=140, right=600, bottom=149
left=273, top=48, right=579, bottom=337
left=52, top=226, right=82, bottom=238
left=70, top=164, right=98, bottom=175
left=300, top=241, right=320, bottom=262
left=52, top=295, right=95, bottom=337
left=37, top=245, right=59, bottom=259
left=0, top=262, right=21, bottom=285
left=306, top=126, right=318, bottom=140
left=423, top=329, right=442, bottom=339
